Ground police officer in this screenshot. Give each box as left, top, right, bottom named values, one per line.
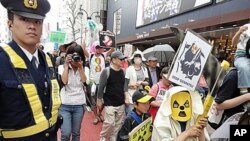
left=0, top=0, right=61, bottom=140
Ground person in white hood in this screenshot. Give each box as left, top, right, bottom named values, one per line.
left=152, top=86, right=210, bottom=141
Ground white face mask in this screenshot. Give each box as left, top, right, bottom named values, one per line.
left=134, top=57, right=142, bottom=65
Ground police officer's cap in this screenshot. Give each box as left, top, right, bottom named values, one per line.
left=0, top=0, right=50, bottom=20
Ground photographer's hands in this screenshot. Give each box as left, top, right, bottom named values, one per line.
left=64, top=53, right=86, bottom=83
left=65, top=54, right=72, bottom=66
left=65, top=54, right=83, bottom=68
left=61, top=54, right=72, bottom=85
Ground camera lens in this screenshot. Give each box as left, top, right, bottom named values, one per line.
left=72, top=54, right=81, bottom=62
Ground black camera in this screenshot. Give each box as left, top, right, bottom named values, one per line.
left=72, top=54, right=81, bottom=62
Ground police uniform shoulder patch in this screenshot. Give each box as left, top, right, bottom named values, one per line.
left=24, top=0, right=38, bottom=9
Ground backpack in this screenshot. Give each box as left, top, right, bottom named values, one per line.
left=155, top=83, right=160, bottom=95
left=90, top=54, right=105, bottom=62
left=103, top=67, right=110, bottom=93
left=101, top=67, right=125, bottom=94
left=130, top=111, right=143, bottom=124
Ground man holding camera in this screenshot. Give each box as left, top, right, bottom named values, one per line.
left=0, top=0, right=61, bottom=140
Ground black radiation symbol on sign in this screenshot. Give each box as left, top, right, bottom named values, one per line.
left=138, top=130, right=147, bottom=141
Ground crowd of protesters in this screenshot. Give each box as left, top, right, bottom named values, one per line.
left=1, top=25, right=247, bottom=141
left=1, top=0, right=249, bottom=141
left=39, top=36, right=213, bottom=141
left=30, top=25, right=250, bottom=141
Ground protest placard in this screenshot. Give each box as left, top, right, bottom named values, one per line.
left=169, top=30, right=212, bottom=91
left=129, top=117, right=152, bottom=141
left=99, top=31, right=116, bottom=48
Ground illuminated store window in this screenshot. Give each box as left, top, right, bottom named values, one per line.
left=113, top=8, right=122, bottom=35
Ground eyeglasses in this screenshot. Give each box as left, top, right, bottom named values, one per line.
left=117, top=58, right=125, bottom=61
left=95, top=46, right=103, bottom=49
left=149, top=60, right=157, bottom=62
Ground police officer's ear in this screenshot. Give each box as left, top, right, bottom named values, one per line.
left=8, top=20, right=13, bottom=28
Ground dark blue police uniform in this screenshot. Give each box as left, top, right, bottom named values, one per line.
left=0, top=0, right=61, bottom=140
left=0, top=41, right=61, bottom=141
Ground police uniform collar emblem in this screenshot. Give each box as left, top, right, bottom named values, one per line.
left=24, top=0, right=38, bottom=9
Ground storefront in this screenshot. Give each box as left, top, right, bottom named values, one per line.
left=107, top=0, right=250, bottom=64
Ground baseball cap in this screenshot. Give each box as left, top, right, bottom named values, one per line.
left=1, top=0, right=51, bottom=20
left=147, top=56, right=158, bottom=61
left=132, top=90, right=155, bottom=103
left=111, top=51, right=125, bottom=60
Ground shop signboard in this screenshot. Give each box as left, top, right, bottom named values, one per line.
left=136, top=0, right=212, bottom=27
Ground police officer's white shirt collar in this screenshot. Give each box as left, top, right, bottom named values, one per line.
left=19, top=45, right=40, bottom=66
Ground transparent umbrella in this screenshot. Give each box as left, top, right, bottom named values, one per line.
left=143, top=44, right=176, bottom=65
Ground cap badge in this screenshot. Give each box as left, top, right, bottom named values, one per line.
left=140, top=89, right=147, bottom=95
left=24, top=0, right=38, bottom=9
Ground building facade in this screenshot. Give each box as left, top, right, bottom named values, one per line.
left=0, top=4, right=10, bottom=43
left=57, top=0, right=107, bottom=47
left=106, top=0, right=250, bottom=59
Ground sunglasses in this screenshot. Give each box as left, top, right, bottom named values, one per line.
left=117, top=58, right=125, bottom=61
left=149, top=60, right=157, bottom=62
left=96, top=46, right=103, bottom=49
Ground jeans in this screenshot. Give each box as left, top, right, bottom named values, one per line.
left=59, top=104, right=85, bottom=141
left=235, top=57, right=250, bottom=110
left=234, top=57, right=250, bottom=88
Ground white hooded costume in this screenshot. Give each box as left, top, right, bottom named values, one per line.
left=151, top=86, right=210, bottom=141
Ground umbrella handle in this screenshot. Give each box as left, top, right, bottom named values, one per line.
left=195, top=60, right=230, bottom=125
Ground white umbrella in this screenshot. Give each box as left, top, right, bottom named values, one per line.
left=143, top=44, right=176, bottom=63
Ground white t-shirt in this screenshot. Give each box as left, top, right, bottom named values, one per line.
left=58, top=65, right=90, bottom=84
left=125, top=65, right=149, bottom=104
left=58, top=65, right=86, bottom=105
left=236, top=24, right=250, bottom=50
left=89, top=54, right=106, bottom=84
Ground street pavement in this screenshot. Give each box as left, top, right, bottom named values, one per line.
left=57, top=111, right=103, bottom=141
left=56, top=111, right=218, bottom=141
